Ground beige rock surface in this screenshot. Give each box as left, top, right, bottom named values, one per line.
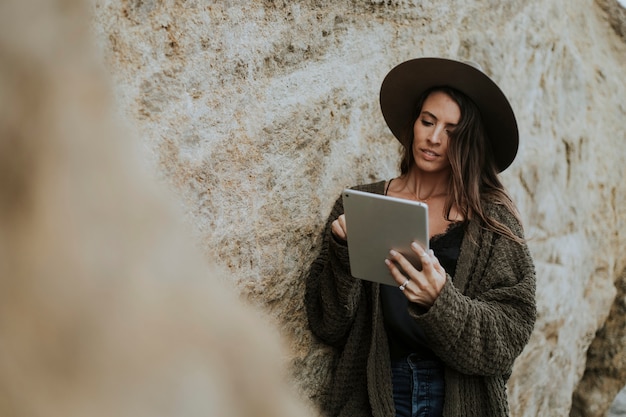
left=88, top=0, right=625, bottom=416
left=0, top=0, right=315, bottom=416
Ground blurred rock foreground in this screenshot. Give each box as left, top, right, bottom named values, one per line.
left=0, top=0, right=314, bottom=416
left=1, top=0, right=625, bottom=416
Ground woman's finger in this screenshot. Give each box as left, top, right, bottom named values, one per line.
left=410, top=243, right=447, bottom=291
left=410, top=241, right=430, bottom=263
left=384, top=256, right=412, bottom=288
left=428, top=249, right=446, bottom=276
left=331, top=218, right=346, bottom=240
left=387, top=249, right=419, bottom=279
left=338, top=215, right=347, bottom=235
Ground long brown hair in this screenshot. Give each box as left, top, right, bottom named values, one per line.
left=399, top=86, right=523, bottom=242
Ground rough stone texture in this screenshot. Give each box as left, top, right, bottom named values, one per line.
left=576, top=267, right=626, bottom=417
left=0, top=0, right=315, bottom=416
left=89, top=0, right=626, bottom=416
left=609, top=388, right=626, bottom=417
left=597, top=0, right=626, bottom=41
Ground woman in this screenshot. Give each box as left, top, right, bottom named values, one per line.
left=304, top=58, right=536, bottom=417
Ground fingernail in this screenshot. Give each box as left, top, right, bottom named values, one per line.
left=389, top=250, right=398, bottom=256
left=411, top=242, right=418, bottom=249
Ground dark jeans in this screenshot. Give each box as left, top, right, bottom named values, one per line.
left=391, top=355, right=445, bottom=417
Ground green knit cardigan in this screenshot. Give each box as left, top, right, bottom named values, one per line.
left=305, top=181, right=536, bottom=417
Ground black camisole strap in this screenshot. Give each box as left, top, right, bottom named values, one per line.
left=384, top=178, right=393, bottom=196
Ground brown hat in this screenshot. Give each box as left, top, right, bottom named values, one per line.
left=379, top=57, right=519, bottom=172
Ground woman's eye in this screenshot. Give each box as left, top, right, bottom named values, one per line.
left=421, top=119, right=433, bottom=126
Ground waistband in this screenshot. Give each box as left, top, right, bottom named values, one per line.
left=391, top=353, right=444, bottom=368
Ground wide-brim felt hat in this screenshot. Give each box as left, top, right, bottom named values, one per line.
left=379, top=57, right=519, bottom=172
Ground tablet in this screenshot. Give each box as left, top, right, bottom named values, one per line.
left=342, top=189, right=429, bottom=286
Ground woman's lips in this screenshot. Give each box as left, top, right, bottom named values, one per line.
left=420, top=148, right=439, bottom=161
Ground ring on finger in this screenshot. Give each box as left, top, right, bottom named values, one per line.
left=399, top=279, right=410, bottom=291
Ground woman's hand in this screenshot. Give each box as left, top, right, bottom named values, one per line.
left=385, top=242, right=447, bottom=308
left=331, top=214, right=348, bottom=241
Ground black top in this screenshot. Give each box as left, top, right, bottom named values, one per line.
left=381, top=222, right=466, bottom=360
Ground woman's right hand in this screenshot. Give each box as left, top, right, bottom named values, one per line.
left=331, top=214, right=348, bottom=241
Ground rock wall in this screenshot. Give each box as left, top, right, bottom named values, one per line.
left=89, top=0, right=626, bottom=416
left=0, top=0, right=315, bottom=416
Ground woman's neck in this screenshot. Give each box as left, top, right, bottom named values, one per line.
left=398, top=168, right=451, bottom=202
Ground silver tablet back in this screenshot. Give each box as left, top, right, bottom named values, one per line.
left=342, top=189, right=429, bottom=286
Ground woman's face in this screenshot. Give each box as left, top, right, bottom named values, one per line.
left=411, top=90, right=461, bottom=174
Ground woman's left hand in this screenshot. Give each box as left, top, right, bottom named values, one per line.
left=385, top=242, right=447, bottom=308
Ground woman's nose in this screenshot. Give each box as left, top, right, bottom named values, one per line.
left=429, top=125, right=444, bottom=144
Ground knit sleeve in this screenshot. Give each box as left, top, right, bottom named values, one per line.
left=409, top=206, right=537, bottom=377
left=304, top=194, right=363, bottom=348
